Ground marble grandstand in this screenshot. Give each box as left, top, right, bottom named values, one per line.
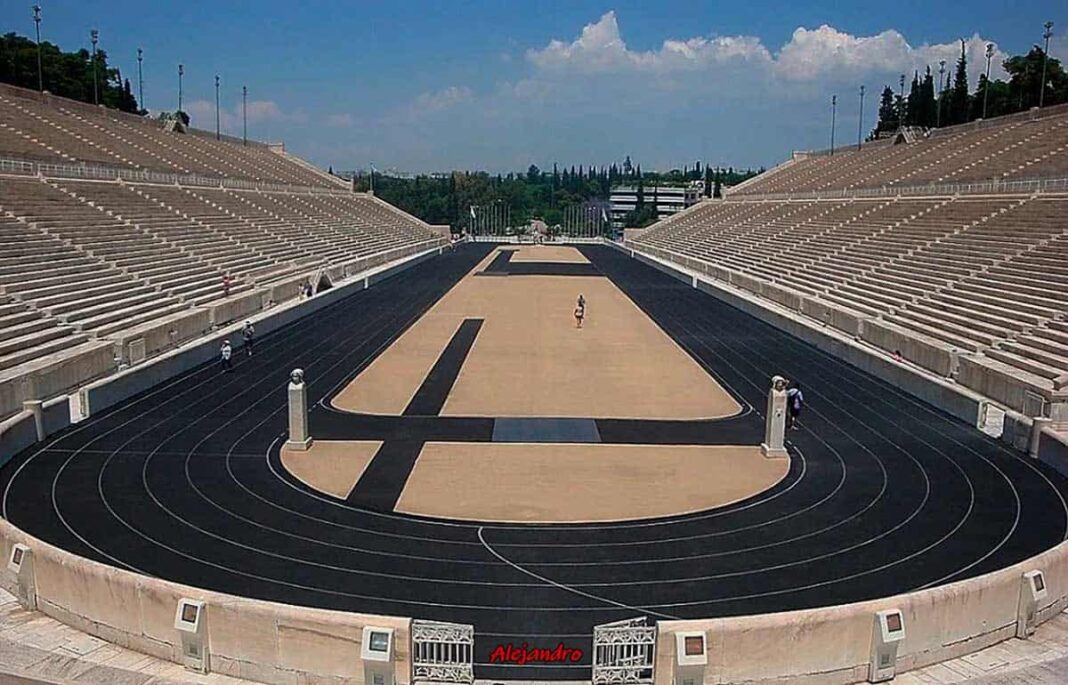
left=731, top=103, right=1068, bottom=195
left=629, top=104, right=1068, bottom=423
left=0, top=83, right=447, bottom=419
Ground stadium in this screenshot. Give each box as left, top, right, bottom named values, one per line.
left=1, top=7, right=1068, bottom=685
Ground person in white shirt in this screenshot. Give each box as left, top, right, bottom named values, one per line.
left=220, top=340, right=233, bottom=372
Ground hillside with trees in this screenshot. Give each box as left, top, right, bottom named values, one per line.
left=871, top=40, right=1067, bottom=137
left=1, top=32, right=140, bottom=113
left=349, top=162, right=759, bottom=231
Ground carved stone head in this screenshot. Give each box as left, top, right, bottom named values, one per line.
left=290, top=368, right=305, bottom=386
left=772, top=375, right=787, bottom=392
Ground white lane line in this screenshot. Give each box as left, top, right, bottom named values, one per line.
left=477, top=526, right=680, bottom=620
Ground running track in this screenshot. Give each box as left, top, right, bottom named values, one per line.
left=2, top=244, right=1066, bottom=681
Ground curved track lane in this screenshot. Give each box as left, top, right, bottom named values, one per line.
left=2, top=244, right=1066, bottom=681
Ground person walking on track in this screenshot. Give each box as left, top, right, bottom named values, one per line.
left=574, top=302, right=585, bottom=329
left=786, top=381, right=804, bottom=430
left=242, top=321, right=255, bottom=357
left=220, top=339, right=233, bottom=372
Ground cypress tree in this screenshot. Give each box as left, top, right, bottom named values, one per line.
left=906, top=72, right=921, bottom=126
left=875, top=86, right=896, bottom=136
left=921, top=67, right=937, bottom=127
left=949, top=39, right=970, bottom=125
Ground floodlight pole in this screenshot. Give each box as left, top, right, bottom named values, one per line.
left=857, top=85, right=865, bottom=150
left=32, top=5, right=43, bottom=92
left=90, top=29, right=99, bottom=105
left=177, top=63, right=184, bottom=114
left=830, top=95, right=836, bottom=155
left=242, top=86, right=247, bottom=145
left=899, top=74, right=906, bottom=127
left=937, top=60, right=946, bottom=127
left=214, top=75, right=220, bottom=140
left=137, top=48, right=144, bottom=111
left=983, top=43, right=994, bottom=119
left=1040, top=21, right=1054, bottom=108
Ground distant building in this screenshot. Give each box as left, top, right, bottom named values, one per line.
left=609, top=183, right=702, bottom=228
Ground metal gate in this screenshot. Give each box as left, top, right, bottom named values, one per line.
left=411, top=619, right=474, bottom=685
left=592, top=617, right=657, bottom=685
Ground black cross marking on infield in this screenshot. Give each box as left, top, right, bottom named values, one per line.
left=346, top=318, right=483, bottom=509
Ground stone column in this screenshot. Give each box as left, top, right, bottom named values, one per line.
left=1050, top=391, right=1068, bottom=431
left=1030, top=417, right=1051, bottom=458
left=22, top=400, right=44, bottom=441
left=285, top=368, right=312, bottom=451
left=761, top=375, right=788, bottom=458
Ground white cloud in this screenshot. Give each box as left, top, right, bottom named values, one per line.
left=184, top=99, right=303, bottom=133
left=411, top=86, right=473, bottom=114
left=527, top=11, right=770, bottom=74
left=525, top=12, right=1005, bottom=83
left=303, top=12, right=1035, bottom=175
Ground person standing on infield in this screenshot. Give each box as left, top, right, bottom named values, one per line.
left=220, top=339, right=233, bottom=372
left=574, top=302, right=585, bottom=328
left=786, top=381, right=804, bottom=430
left=242, top=321, right=255, bottom=357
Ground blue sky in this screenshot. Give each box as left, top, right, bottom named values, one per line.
left=4, top=1, right=1065, bottom=173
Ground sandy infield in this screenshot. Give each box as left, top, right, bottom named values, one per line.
left=332, top=246, right=740, bottom=419
left=280, top=440, right=383, bottom=499
left=395, top=442, right=787, bottom=523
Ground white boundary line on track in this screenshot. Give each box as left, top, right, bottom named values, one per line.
left=476, top=526, right=681, bottom=620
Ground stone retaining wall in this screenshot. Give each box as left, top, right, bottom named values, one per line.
left=655, top=537, right=1068, bottom=684
left=0, top=519, right=411, bottom=685
left=0, top=342, right=115, bottom=420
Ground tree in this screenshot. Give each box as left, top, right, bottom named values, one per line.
left=0, top=32, right=140, bottom=113
left=873, top=86, right=897, bottom=137
left=623, top=204, right=659, bottom=228
left=920, top=67, right=937, bottom=127
left=1004, top=46, right=1068, bottom=111
left=906, top=72, right=921, bottom=126
left=948, top=39, right=970, bottom=125
left=358, top=159, right=759, bottom=233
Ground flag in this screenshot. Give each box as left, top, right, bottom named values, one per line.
left=469, top=206, right=476, bottom=220
left=601, top=208, right=609, bottom=223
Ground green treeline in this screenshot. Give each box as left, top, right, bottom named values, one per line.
left=351, top=162, right=760, bottom=231
left=1, top=32, right=140, bottom=113
left=871, top=42, right=1067, bottom=138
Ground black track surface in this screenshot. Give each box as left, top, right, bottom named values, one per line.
left=3, top=243, right=1067, bottom=681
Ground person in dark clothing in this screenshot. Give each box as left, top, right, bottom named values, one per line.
left=242, top=321, right=255, bottom=357
left=786, top=382, right=804, bottom=430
